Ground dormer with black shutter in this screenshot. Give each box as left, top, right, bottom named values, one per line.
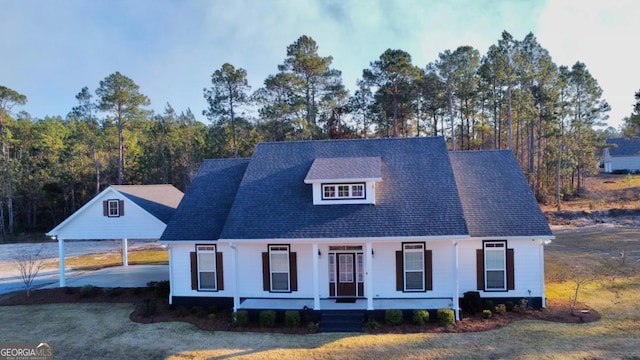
left=304, top=157, right=382, bottom=205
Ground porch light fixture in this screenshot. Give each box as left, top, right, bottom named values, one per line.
left=318, top=250, right=321, bottom=258
left=371, top=249, right=374, bottom=257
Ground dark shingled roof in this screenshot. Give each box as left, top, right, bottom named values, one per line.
left=449, top=150, right=552, bottom=237
left=305, top=157, right=382, bottom=182
left=606, top=138, right=640, bottom=156
left=162, top=138, right=552, bottom=242
left=160, top=159, right=249, bottom=240
left=112, top=185, right=183, bottom=224
left=220, top=137, right=469, bottom=239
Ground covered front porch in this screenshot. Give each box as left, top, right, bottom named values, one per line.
left=238, top=297, right=454, bottom=311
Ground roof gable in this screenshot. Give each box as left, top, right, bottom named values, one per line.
left=606, top=138, right=640, bottom=156
left=112, top=185, right=183, bottom=223
left=449, top=150, right=552, bottom=237
left=220, top=137, right=469, bottom=239
left=160, top=159, right=250, bottom=241
left=304, top=157, right=382, bottom=183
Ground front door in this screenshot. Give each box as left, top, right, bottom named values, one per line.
left=336, top=253, right=356, bottom=297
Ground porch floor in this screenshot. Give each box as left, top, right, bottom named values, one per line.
left=238, top=298, right=453, bottom=310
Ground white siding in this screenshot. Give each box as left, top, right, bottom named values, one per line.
left=169, top=242, right=233, bottom=298
left=608, top=156, right=640, bottom=172
left=457, top=239, right=544, bottom=299
left=53, top=190, right=166, bottom=240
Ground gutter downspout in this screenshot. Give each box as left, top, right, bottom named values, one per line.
left=230, top=242, right=240, bottom=312
left=453, top=240, right=460, bottom=321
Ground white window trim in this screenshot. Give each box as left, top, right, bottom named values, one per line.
left=269, top=245, right=290, bottom=292
left=403, top=243, right=425, bottom=292
left=107, top=199, right=120, bottom=217
left=322, top=183, right=366, bottom=200
left=484, top=241, right=507, bottom=291
left=196, top=245, right=216, bottom=291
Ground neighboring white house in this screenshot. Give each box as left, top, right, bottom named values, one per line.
left=160, top=137, right=553, bottom=321
left=603, top=138, right=640, bottom=173
left=46, top=185, right=183, bottom=286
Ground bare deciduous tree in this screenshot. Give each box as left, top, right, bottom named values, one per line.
left=13, top=245, right=46, bottom=296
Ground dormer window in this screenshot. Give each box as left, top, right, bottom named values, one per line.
left=305, top=157, right=381, bottom=205
left=322, top=183, right=366, bottom=200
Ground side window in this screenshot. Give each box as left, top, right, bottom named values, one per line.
left=103, top=199, right=124, bottom=217
left=197, top=245, right=216, bottom=291
left=269, top=245, right=290, bottom=292
left=403, top=243, right=425, bottom=291
left=484, top=241, right=506, bottom=290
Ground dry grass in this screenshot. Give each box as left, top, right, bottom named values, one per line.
left=2, top=230, right=640, bottom=359
left=43, top=249, right=168, bottom=271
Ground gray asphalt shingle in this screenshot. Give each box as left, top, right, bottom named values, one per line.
left=112, top=185, right=183, bottom=224
left=606, top=138, right=640, bottom=156
left=449, top=150, right=552, bottom=237
left=305, top=157, right=382, bottom=182
left=160, top=159, right=249, bottom=240
left=162, top=137, right=551, bottom=242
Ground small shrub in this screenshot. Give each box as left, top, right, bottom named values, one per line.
left=437, top=309, right=455, bottom=326
left=79, top=284, right=97, bottom=298
left=461, top=291, right=482, bottom=315
left=142, top=299, right=156, bottom=318
left=64, top=287, right=76, bottom=295
left=366, top=319, right=380, bottom=331
left=285, top=310, right=301, bottom=327
left=147, top=280, right=171, bottom=298
left=495, top=304, right=507, bottom=315
left=260, top=310, right=277, bottom=327
left=102, top=287, right=122, bottom=297
left=412, top=309, right=430, bottom=325
left=483, top=300, right=494, bottom=312
left=307, top=322, right=319, bottom=333
left=384, top=309, right=403, bottom=326
left=482, top=309, right=492, bottom=319
left=175, top=306, right=190, bottom=317
left=515, top=298, right=529, bottom=313
left=504, top=301, right=515, bottom=312
left=207, top=305, right=218, bottom=315
left=233, top=310, right=249, bottom=327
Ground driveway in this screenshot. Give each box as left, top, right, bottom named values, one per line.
left=0, top=265, right=169, bottom=294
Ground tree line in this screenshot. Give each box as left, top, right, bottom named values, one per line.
left=0, top=31, right=627, bottom=235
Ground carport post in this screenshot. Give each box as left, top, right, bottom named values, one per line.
left=58, top=237, right=65, bottom=287
left=122, top=238, right=128, bottom=266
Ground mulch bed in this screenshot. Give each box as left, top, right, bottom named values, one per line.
left=0, top=287, right=600, bottom=334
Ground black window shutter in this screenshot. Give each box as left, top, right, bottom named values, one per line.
left=103, top=201, right=108, bottom=216
left=119, top=200, right=125, bottom=216
left=262, top=252, right=270, bottom=291
left=425, top=249, right=433, bottom=291
left=216, top=252, right=224, bottom=291
left=476, top=249, right=485, bottom=290
left=395, top=250, right=403, bottom=291
left=507, top=249, right=515, bottom=290
left=290, top=252, right=297, bottom=292
left=190, top=252, right=198, bottom=290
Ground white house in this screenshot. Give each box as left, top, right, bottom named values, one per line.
left=603, top=138, right=640, bottom=173
left=46, top=185, right=183, bottom=286
left=160, top=137, right=553, bottom=323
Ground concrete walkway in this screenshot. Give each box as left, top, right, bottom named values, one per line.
left=0, top=265, right=169, bottom=294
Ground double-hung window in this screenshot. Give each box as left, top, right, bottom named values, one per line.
left=108, top=199, right=120, bottom=217
left=403, top=243, right=425, bottom=291
left=484, top=241, right=506, bottom=290
left=197, top=245, right=216, bottom=290
left=269, top=245, right=290, bottom=292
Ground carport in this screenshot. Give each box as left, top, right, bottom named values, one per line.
left=46, top=185, right=183, bottom=286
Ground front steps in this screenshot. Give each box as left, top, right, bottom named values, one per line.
left=319, top=310, right=365, bottom=332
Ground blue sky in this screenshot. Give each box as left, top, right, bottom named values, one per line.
left=1, top=0, right=638, bottom=129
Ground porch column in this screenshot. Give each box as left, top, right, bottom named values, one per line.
left=540, top=240, right=546, bottom=308
left=231, top=243, right=240, bottom=312
left=121, top=238, right=128, bottom=266
left=365, top=242, right=373, bottom=310
left=167, top=245, right=173, bottom=305
left=452, top=240, right=460, bottom=321
left=312, top=243, right=320, bottom=310
left=58, top=237, right=65, bottom=287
